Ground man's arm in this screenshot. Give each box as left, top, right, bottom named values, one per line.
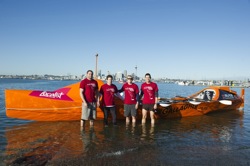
left=154, top=91, right=158, bottom=109
left=80, top=88, right=87, bottom=106
left=115, top=92, right=124, bottom=100
left=95, top=89, right=100, bottom=107
left=155, top=91, right=159, bottom=104
left=139, top=90, right=144, bottom=100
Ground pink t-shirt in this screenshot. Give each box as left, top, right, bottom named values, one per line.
left=140, top=82, right=158, bottom=104
left=79, top=78, right=98, bottom=103
left=120, top=83, right=139, bottom=104
left=100, top=84, right=118, bottom=107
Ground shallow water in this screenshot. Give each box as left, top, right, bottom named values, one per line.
left=1, top=79, right=250, bottom=165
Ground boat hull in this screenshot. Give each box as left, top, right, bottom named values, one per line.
left=5, top=81, right=244, bottom=121
left=5, top=80, right=107, bottom=121
left=155, top=99, right=243, bottom=119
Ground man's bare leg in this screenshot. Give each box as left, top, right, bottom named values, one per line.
left=80, top=119, right=85, bottom=127
left=90, top=120, right=94, bottom=126
left=142, top=109, right=147, bottom=124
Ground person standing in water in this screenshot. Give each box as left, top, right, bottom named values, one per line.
left=99, top=75, right=123, bottom=127
left=79, top=70, right=99, bottom=127
left=140, top=73, right=159, bottom=125
left=119, top=75, right=139, bottom=124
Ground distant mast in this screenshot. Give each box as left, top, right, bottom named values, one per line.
left=95, top=53, right=98, bottom=79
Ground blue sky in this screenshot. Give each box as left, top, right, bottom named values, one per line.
left=0, top=0, right=250, bottom=80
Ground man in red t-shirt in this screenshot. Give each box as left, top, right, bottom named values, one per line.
left=80, top=70, right=99, bottom=127
left=140, top=73, right=159, bottom=125
left=119, top=75, right=139, bottom=124
left=99, top=75, right=123, bottom=127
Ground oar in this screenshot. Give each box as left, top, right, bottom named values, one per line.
left=159, top=98, right=202, bottom=107
left=158, top=97, right=172, bottom=101
left=159, top=100, right=201, bottom=107
left=159, top=95, right=233, bottom=107
left=158, top=96, right=188, bottom=100
left=188, top=99, right=232, bottom=105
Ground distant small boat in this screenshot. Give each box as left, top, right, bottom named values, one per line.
left=177, top=81, right=190, bottom=86
left=5, top=80, right=244, bottom=121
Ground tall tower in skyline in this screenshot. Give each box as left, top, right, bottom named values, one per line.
left=135, top=65, right=137, bottom=80
left=95, top=53, right=98, bottom=78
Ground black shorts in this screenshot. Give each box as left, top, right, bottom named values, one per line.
left=142, top=104, right=154, bottom=111
left=124, top=104, right=137, bottom=117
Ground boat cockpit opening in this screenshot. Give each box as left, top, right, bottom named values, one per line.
left=193, top=89, right=216, bottom=101
left=218, top=90, right=237, bottom=100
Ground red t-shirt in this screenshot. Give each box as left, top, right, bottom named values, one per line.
left=79, top=78, right=98, bottom=103
left=100, top=84, right=118, bottom=107
left=140, top=82, right=158, bottom=104
left=120, top=83, right=139, bottom=104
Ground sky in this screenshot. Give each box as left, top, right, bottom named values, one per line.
left=0, top=0, right=250, bottom=80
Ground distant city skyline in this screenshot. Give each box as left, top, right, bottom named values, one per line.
left=1, top=71, right=249, bottom=82
left=1, top=1, right=250, bottom=80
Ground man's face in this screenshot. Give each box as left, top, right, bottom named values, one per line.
left=145, top=75, right=151, bottom=83
left=87, top=71, right=93, bottom=80
left=107, top=77, right=112, bottom=84
left=127, top=77, right=133, bottom=84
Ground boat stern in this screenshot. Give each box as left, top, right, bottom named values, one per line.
left=238, top=88, right=245, bottom=110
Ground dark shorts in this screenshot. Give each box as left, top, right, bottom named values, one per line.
left=124, top=104, right=137, bottom=117
left=142, top=104, right=154, bottom=111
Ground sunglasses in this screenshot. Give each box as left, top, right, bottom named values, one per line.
left=127, top=78, right=133, bottom=80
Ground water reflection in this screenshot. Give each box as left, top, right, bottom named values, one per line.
left=80, top=126, right=102, bottom=159
left=4, top=121, right=85, bottom=165
left=141, top=124, right=155, bottom=141
left=2, top=110, right=250, bottom=165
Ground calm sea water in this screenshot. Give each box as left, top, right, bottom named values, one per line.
left=0, top=79, right=250, bottom=165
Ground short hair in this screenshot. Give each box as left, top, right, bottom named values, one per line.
left=106, top=75, right=113, bottom=80
left=86, top=70, right=93, bottom=74
left=127, top=75, right=133, bottom=79
left=145, top=73, right=151, bottom=79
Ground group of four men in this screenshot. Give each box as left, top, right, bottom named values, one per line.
left=79, top=70, right=158, bottom=127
